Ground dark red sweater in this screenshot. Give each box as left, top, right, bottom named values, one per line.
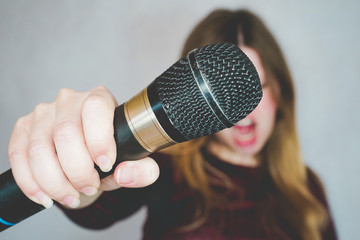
left=59, top=151, right=337, bottom=240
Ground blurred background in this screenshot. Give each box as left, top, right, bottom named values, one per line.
left=0, top=0, right=359, bottom=239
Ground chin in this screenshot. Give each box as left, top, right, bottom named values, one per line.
left=233, top=142, right=261, bottom=157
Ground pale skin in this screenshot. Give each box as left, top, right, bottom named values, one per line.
left=8, top=46, right=277, bottom=210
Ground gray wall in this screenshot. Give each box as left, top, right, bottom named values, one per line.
left=1, top=0, right=359, bottom=239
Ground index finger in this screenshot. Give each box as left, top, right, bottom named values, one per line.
left=81, top=86, right=118, bottom=173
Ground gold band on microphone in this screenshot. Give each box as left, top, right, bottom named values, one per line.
left=124, top=89, right=176, bottom=152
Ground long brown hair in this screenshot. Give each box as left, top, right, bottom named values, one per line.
left=164, top=9, right=327, bottom=240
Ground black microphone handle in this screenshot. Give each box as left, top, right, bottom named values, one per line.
left=0, top=102, right=152, bottom=232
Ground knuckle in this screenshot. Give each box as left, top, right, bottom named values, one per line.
left=88, top=134, right=114, bottom=148
left=86, top=85, right=116, bottom=107
left=38, top=177, right=72, bottom=199
left=87, top=140, right=116, bottom=163
left=65, top=167, right=97, bottom=189
left=94, top=85, right=108, bottom=93
left=33, top=103, right=52, bottom=117
left=46, top=186, right=70, bottom=200
left=56, top=88, right=76, bottom=101
left=68, top=172, right=92, bottom=186
left=14, top=115, right=30, bottom=130
left=27, top=139, right=48, bottom=160
left=18, top=183, right=37, bottom=198
left=53, top=120, right=78, bottom=142
left=83, top=94, right=108, bottom=110
left=8, top=149, right=25, bottom=165
left=11, top=168, right=39, bottom=198
left=18, top=182, right=41, bottom=199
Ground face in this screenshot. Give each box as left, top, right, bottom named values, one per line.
left=209, top=46, right=278, bottom=165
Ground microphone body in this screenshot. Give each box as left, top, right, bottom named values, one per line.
left=0, top=43, right=262, bottom=231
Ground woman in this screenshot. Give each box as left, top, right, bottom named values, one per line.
left=8, top=9, right=337, bottom=239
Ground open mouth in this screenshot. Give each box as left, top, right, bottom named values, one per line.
left=233, top=118, right=256, bottom=147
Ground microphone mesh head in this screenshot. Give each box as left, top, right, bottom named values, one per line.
left=156, top=43, right=262, bottom=140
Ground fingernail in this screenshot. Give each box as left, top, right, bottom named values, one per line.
left=116, top=164, right=136, bottom=186
left=96, top=155, right=112, bottom=172
left=81, top=186, right=98, bottom=196
left=61, top=196, right=80, bottom=208
left=35, top=191, right=54, bottom=209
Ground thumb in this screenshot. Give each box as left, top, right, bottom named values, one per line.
left=100, top=157, right=160, bottom=191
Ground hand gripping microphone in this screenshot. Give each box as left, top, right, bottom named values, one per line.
left=0, top=42, right=262, bottom=231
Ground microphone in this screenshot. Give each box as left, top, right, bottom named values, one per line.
left=0, top=42, right=262, bottom=231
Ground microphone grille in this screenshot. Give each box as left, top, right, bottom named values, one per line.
left=156, top=43, right=262, bottom=140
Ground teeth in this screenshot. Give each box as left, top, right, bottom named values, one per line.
left=237, top=118, right=253, bottom=127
